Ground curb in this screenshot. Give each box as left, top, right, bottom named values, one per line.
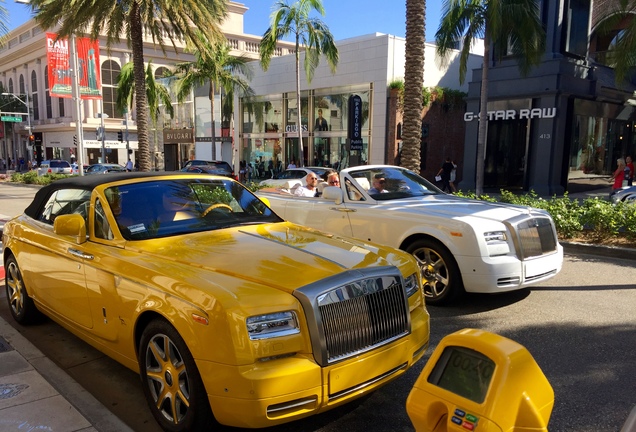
left=561, top=241, right=636, bottom=261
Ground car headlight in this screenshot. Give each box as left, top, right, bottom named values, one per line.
left=484, top=231, right=510, bottom=256
left=404, top=273, right=420, bottom=298
left=246, top=311, right=300, bottom=340
left=484, top=231, right=507, bottom=242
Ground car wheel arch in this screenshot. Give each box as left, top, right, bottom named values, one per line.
left=400, top=234, right=466, bottom=305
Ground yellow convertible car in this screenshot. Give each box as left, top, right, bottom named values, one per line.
left=2, top=172, right=429, bottom=431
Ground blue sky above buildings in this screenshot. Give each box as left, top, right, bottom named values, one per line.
left=5, top=0, right=444, bottom=43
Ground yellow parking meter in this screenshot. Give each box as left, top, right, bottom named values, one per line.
left=406, top=329, right=553, bottom=432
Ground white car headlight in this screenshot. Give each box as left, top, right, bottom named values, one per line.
left=484, top=231, right=510, bottom=256
left=246, top=311, right=300, bottom=340
left=484, top=231, right=507, bottom=242
left=404, top=273, right=420, bottom=298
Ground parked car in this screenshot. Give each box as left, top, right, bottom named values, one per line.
left=180, top=159, right=236, bottom=177
left=181, top=163, right=237, bottom=180
left=259, top=166, right=331, bottom=188
left=257, top=165, right=564, bottom=305
left=38, top=159, right=72, bottom=175
left=2, top=172, right=429, bottom=431
left=85, top=163, right=127, bottom=175
left=610, top=185, right=636, bottom=204
left=70, top=162, right=90, bottom=174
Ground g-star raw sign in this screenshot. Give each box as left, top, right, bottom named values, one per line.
left=464, top=108, right=557, bottom=122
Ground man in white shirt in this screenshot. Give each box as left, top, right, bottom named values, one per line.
left=294, top=173, right=319, bottom=197
left=125, top=158, right=134, bottom=171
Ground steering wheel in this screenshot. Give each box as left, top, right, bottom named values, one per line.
left=202, top=203, right=233, bottom=217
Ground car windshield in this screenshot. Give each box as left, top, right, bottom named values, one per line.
left=348, top=167, right=443, bottom=200
left=51, top=161, right=70, bottom=168
left=105, top=179, right=282, bottom=240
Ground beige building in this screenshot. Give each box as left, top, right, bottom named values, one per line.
left=0, top=2, right=294, bottom=170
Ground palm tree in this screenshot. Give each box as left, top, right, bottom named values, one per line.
left=30, top=0, right=228, bottom=172
left=595, top=0, right=636, bottom=83
left=401, top=0, right=426, bottom=172
left=436, top=0, right=545, bottom=196
left=116, top=61, right=174, bottom=168
left=259, top=0, right=338, bottom=167
left=0, top=2, right=8, bottom=44
left=173, top=37, right=253, bottom=159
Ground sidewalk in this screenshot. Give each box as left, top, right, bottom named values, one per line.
left=1, top=201, right=132, bottom=430
left=0, top=311, right=133, bottom=432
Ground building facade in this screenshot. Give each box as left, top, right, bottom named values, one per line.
left=0, top=2, right=295, bottom=171
left=234, top=33, right=482, bottom=178
left=460, top=0, right=636, bottom=194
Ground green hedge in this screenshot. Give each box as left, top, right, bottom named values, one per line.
left=455, top=190, right=636, bottom=241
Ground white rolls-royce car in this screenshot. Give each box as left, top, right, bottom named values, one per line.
left=257, top=165, right=563, bottom=305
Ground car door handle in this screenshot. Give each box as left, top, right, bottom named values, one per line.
left=68, top=248, right=94, bottom=260
left=331, top=207, right=356, bottom=212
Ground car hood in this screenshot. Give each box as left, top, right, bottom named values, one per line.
left=126, top=222, right=410, bottom=294
left=376, top=194, right=543, bottom=221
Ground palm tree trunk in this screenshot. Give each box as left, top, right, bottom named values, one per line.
left=210, top=82, right=216, bottom=159
left=130, top=3, right=150, bottom=172
left=402, top=0, right=426, bottom=172
left=475, top=32, right=490, bottom=197
left=295, top=34, right=304, bottom=167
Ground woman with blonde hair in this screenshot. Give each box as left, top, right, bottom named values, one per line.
left=611, top=158, right=626, bottom=197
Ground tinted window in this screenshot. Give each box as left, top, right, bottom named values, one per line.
left=51, top=161, right=71, bottom=168
left=105, top=179, right=282, bottom=240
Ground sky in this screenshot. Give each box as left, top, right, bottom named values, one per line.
left=4, top=0, right=445, bottom=43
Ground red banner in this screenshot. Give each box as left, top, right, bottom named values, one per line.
left=46, top=33, right=102, bottom=99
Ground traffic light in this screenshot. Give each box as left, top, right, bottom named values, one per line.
left=28, top=134, right=35, bottom=142
left=73, top=135, right=77, bottom=146
left=117, top=130, right=123, bottom=142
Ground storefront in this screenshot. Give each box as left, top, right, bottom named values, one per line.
left=238, top=85, right=371, bottom=176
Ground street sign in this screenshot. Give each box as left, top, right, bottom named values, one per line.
left=1, top=116, right=23, bottom=122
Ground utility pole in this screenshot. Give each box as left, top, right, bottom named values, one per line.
left=97, top=103, right=108, bottom=163
left=124, top=108, right=130, bottom=156
left=70, top=35, right=85, bottom=175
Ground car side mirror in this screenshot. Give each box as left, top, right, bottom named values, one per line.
left=259, top=196, right=271, bottom=208
left=54, top=214, right=87, bottom=244
left=322, top=186, right=344, bottom=205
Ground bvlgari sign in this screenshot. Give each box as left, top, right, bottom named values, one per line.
left=163, top=128, right=194, bottom=143
left=464, top=108, right=557, bottom=122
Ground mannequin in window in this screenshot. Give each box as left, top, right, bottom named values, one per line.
left=315, top=109, right=328, bottom=131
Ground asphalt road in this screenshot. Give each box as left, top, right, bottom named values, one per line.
left=2, top=182, right=636, bottom=431
left=1, top=253, right=634, bottom=432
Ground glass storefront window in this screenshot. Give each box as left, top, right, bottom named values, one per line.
left=242, top=99, right=284, bottom=134
left=285, top=96, right=309, bottom=134
left=313, top=91, right=370, bottom=133
left=242, top=138, right=284, bottom=179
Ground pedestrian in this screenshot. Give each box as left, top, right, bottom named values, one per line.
left=611, top=157, right=626, bottom=197
left=240, top=160, right=249, bottom=182
left=436, top=157, right=455, bottom=193
left=287, top=159, right=297, bottom=170
left=449, top=160, right=458, bottom=192
left=125, top=158, right=133, bottom=171
left=625, top=155, right=634, bottom=186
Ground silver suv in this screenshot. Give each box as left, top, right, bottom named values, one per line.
left=39, top=160, right=72, bottom=175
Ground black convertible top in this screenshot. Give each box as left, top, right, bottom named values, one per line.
left=24, top=172, right=176, bottom=219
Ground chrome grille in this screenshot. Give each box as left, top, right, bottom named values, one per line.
left=294, top=267, right=411, bottom=366
left=505, top=214, right=558, bottom=260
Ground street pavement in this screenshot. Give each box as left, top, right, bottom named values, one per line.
left=0, top=180, right=633, bottom=432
